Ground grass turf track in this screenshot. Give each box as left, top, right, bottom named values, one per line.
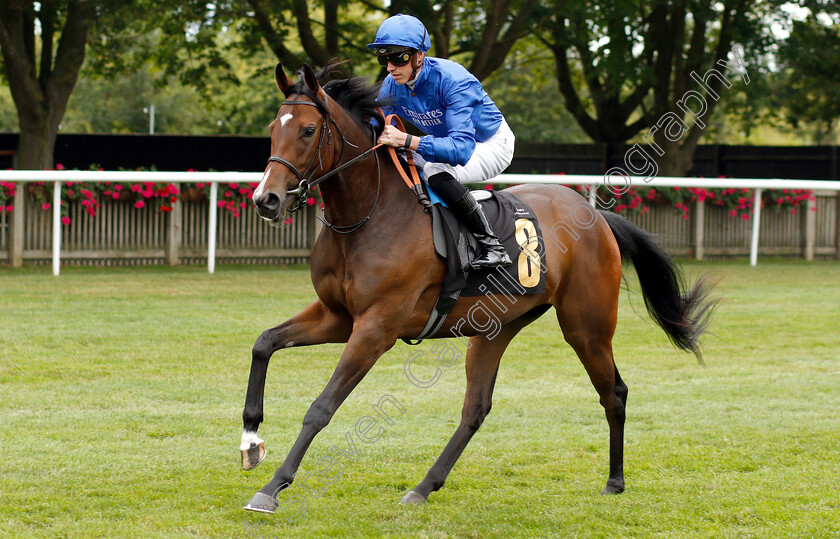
left=0, top=259, right=838, bottom=538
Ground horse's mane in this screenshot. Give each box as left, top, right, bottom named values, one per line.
left=286, top=62, right=386, bottom=138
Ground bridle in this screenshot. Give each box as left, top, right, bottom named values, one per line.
left=267, top=92, right=382, bottom=234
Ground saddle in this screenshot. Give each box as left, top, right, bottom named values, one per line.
left=395, top=151, right=547, bottom=344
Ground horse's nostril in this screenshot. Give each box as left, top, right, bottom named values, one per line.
left=258, top=193, right=281, bottom=213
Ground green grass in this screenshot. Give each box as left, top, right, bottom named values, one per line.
left=1, top=260, right=838, bottom=538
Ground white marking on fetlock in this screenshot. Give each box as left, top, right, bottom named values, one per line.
left=240, top=430, right=264, bottom=451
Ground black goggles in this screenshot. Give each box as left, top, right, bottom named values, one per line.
left=377, top=50, right=414, bottom=67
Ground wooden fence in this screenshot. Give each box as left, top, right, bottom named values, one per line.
left=0, top=188, right=317, bottom=266
left=625, top=190, right=837, bottom=259
left=1, top=186, right=838, bottom=266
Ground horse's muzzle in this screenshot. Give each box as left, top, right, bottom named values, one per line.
left=254, top=193, right=284, bottom=221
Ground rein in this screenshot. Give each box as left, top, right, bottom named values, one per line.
left=273, top=101, right=385, bottom=199
left=269, top=95, right=382, bottom=234
left=267, top=96, right=428, bottom=234
left=382, top=113, right=431, bottom=213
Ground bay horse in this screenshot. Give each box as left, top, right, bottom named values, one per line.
left=240, top=62, right=716, bottom=512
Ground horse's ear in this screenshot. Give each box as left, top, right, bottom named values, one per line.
left=275, top=63, right=292, bottom=93
left=302, top=63, right=326, bottom=101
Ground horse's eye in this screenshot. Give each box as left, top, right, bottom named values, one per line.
left=303, top=126, right=316, bottom=138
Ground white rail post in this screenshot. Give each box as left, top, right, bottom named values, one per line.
left=836, top=192, right=840, bottom=260
left=588, top=184, right=597, bottom=207
left=803, top=194, right=817, bottom=261
left=749, top=188, right=763, bottom=267
left=9, top=182, right=24, bottom=267
left=52, top=181, right=62, bottom=276
left=694, top=198, right=705, bottom=261
left=164, top=182, right=182, bottom=266
left=208, top=181, right=218, bottom=274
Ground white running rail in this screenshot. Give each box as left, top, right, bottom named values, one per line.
left=2, top=170, right=839, bottom=275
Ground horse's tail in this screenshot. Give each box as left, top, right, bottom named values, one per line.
left=599, top=210, right=718, bottom=362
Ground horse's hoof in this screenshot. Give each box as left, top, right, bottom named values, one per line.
left=400, top=490, right=427, bottom=504
left=601, top=480, right=625, bottom=495
left=241, top=441, right=266, bottom=471
left=244, top=492, right=277, bottom=513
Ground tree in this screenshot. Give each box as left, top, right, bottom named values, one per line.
left=776, top=8, right=840, bottom=143
left=0, top=1, right=139, bottom=169
left=139, top=0, right=380, bottom=87
left=385, top=0, right=542, bottom=80
left=0, top=62, right=17, bottom=132
left=482, top=36, right=588, bottom=144
left=144, top=0, right=541, bottom=94
left=538, top=0, right=774, bottom=176
left=77, top=18, right=287, bottom=136
left=60, top=65, right=231, bottom=135
left=0, top=1, right=89, bottom=168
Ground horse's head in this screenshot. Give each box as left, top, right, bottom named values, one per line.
left=253, top=63, right=335, bottom=223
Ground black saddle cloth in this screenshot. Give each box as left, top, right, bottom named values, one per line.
left=434, top=190, right=547, bottom=299
left=395, top=149, right=549, bottom=344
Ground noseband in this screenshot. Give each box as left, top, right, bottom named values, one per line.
left=267, top=93, right=382, bottom=233
left=268, top=96, right=337, bottom=208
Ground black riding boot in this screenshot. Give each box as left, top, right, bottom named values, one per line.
left=427, top=171, right=512, bottom=270
left=451, top=192, right=513, bottom=270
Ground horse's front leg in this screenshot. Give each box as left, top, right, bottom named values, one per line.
left=241, top=300, right=351, bottom=470
left=244, top=316, right=397, bottom=513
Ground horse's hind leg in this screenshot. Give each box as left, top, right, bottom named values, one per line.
left=241, top=300, right=351, bottom=470
left=401, top=331, right=512, bottom=504
left=402, top=308, right=547, bottom=504
left=556, top=299, right=627, bottom=494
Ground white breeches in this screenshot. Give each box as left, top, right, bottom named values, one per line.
left=423, top=119, right=515, bottom=184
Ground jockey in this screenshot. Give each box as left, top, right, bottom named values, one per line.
left=368, top=13, right=514, bottom=270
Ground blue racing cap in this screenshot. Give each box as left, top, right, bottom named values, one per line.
left=367, top=14, right=431, bottom=53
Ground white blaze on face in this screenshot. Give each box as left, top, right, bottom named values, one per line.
left=252, top=169, right=270, bottom=202
left=253, top=112, right=295, bottom=203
